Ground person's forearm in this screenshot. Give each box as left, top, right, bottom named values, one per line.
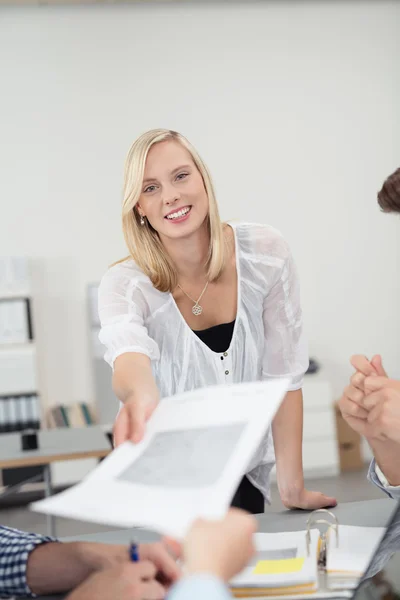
left=369, top=438, right=400, bottom=486
left=113, top=353, right=159, bottom=404
left=272, top=389, right=304, bottom=503
left=26, top=542, right=95, bottom=595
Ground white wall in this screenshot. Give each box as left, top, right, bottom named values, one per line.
left=0, top=1, right=399, bottom=412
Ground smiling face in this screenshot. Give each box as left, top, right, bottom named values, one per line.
left=137, top=140, right=209, bottom=241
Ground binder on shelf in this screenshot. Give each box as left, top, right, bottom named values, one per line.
left=0, top=395, right=41, bottom=433
left=230, top=509, right=388, bottom=598
left=14, top=396, right=24, bottom=431
left=17, top=396, right=30, bottom=431
left=0, top=298, right=32, bottom=345
left=0, top=399, right=6, bottom=434
left=26, top=394, right=41, bottom=430
left=0, top=347, right=37, bottom=396
left=3, top=398, right=11, bottom=433
left=7, top=396, right=18, bottom=432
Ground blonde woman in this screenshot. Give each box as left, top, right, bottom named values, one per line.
left=98, top=129, right=336, bottom=513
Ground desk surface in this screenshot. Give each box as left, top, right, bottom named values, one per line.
left=0, top=426, right=111, bottom=468
left=30, top=498, right=400, bottom=600
left=58, top=497, right=396, bottom=544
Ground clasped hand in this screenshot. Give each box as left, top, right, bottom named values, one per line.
left=339, top=354, right=400, bottom=443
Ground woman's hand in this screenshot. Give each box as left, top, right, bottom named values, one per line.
left=280, top=488, right=337, bottom=510
left=273, top=389, right=338, bottom=512
left=112, top=353, right=160, bottom=446
left=114, top=394, right=159, bottom=446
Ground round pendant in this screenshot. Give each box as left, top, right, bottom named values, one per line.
left=192, top=304, right=203, bottom=316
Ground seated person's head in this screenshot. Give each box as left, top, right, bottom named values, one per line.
left=378, top=167, right=400, bottom=213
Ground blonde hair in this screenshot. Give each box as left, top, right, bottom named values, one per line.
left=121, top=129, right=225, bottom=292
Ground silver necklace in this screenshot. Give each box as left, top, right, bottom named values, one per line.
left=178, top=281, right=209, bottom=316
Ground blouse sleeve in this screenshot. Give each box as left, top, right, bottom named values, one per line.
left=98, top=267, right=160, bottom=368
left=261, top=237, right=309, bottom=391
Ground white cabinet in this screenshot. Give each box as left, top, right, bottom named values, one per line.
left=271, top=373, right=339, bottom=480
left=302, top=373, right=339, bottom=476
left=50, top=459, right=98, bottom=487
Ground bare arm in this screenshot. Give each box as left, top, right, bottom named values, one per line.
left=97, top=268, right=161, bottom=445
left=272, top=389, right=304, bottom=505
left=113, top=352, right=159, bottom=405
left=112, top=352, right=160, bottom=444
left=272, top=389, right=337, bottom=509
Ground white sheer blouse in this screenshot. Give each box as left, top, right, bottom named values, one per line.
left=98, top=222, right=309, bottom=501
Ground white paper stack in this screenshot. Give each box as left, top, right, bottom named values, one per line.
left=327, top=525, right=386, bottom=590
left=229, top=524, right=387, bottom=599
left=231, top=529, right=320, bottom=597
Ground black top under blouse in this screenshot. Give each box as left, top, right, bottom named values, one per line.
left=192, top=320, right=235, bottom=353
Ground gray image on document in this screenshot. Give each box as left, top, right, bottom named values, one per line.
left=117, top=423, right=246, bottom=488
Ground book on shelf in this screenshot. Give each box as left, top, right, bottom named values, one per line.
left=47, top=402, right=96, bottom=429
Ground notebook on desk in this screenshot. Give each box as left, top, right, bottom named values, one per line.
left=230, top=503, right=400, bottom=599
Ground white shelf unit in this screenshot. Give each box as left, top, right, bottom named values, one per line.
left=45, top=285, right=109, bottom=489
left=0, top=257, right=43, bottom=488
left=0, top=264, right=41, bottom=428
left=0, top=268, right=107, bottom=493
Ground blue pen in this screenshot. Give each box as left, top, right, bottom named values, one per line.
left=130, top=538, right=140, bottom=562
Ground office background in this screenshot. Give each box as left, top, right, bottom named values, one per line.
left=0, top=0, right=399, bottom=532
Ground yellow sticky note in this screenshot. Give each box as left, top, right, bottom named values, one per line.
left=253, top=557, right=305, bottom=575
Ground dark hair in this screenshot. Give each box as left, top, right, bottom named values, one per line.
left=377, top=167, right=400, bottom=213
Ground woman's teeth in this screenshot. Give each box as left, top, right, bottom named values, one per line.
left=166, top=207, right=191, bottom=220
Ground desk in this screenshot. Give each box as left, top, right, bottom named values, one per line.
left=60, top=497, right=395, bottom=543
left=29, top=498, right=400, bottom=600
left=0, top=427, right=111, bottom=536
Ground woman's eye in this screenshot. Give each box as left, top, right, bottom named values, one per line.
left=143, top=185, right=157, bottom=193
left=176, top=172, right=189, bottom=181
